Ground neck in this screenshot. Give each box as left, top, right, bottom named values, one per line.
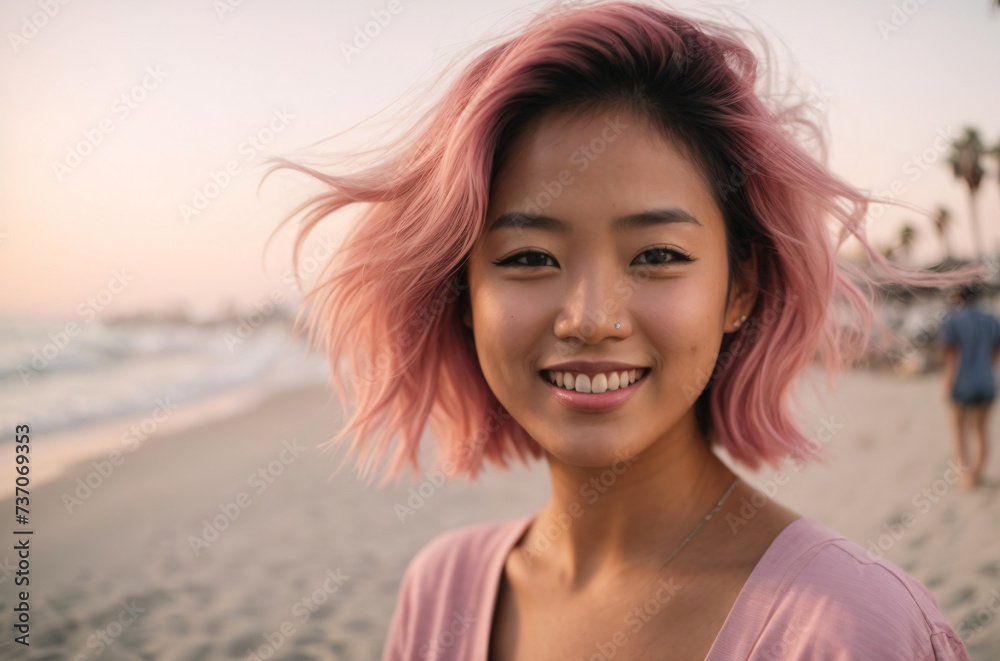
left=520, top=415, right=738, bottom=590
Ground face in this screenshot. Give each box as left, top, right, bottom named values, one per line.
left=463, top=108, right=756, bottom=468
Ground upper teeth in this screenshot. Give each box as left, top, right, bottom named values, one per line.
left=546, top=369, right=642, bottom=393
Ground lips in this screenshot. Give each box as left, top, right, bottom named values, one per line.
left=540, top=367, right=649, bottom=412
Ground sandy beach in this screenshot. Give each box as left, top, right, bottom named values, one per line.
left=0, top=365, right=997, bottom=660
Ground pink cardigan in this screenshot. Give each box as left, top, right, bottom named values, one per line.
left=382, top=515, right=971, bottom=660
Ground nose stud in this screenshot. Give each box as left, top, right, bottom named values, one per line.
left=615, top=322, right=621, bottom=329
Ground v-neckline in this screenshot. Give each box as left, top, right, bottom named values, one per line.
left=478, top=513, right=812, bottom=661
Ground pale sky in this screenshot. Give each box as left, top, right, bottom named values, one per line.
left=1, top=0, right=998, bottom=319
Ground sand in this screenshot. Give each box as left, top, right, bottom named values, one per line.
left=0, top=365, right=997, bottom=660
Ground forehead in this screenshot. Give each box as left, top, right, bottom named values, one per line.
left=486, top=108, right=722, bottom=235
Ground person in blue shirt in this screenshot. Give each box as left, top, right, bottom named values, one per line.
left=938, top=282, right=1000, bottom=489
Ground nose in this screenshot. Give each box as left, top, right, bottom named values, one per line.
left=553, top=262, right=630, bottom=344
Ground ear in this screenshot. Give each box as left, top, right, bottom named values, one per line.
left=727, top=249, right=759, bottom=332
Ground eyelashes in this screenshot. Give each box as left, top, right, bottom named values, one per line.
left=493, top=247, right=693, bottom=268
left=633, top=247, right=693, bottom=267
left=494, top=250, right=557, bottom=268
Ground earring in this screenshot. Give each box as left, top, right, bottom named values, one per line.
left=733, top=314, right=748, bottom=329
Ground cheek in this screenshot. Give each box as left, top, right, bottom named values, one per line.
left=636, top=277, right=724, bottom=364
left=471, top=283, right=546, bottom=380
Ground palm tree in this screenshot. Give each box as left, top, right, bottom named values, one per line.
left=947, top=127, right=986, bottom=259
left=897, top=223, right=917, bottom=261
left=881, top=224, right=918, bottom=263
left=932, top=206, right=954, bottom=260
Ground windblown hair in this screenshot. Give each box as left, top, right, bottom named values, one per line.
left=267, top=0, right=984, bottom=486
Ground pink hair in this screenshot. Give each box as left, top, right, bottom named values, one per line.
left=266, top=0, right=985, bottom=486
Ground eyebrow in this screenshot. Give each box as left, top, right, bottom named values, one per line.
left=487, top=208, right=703, bottom=233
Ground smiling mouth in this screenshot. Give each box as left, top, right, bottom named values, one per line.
left=541, top=368, right=650, bottom=394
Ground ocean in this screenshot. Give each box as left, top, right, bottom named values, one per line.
left=0, top=308, right=330, bottom=438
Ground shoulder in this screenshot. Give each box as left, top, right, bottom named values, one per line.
left=405, top=515, right=530, bottom=584
left=382, top=516, right=532, bottom=660
left=969, top=308, right=1000, bottom=334
left=744, top=518, right=969, bottom=659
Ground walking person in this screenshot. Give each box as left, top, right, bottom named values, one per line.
left=939, top=282, right=1000, bottom=489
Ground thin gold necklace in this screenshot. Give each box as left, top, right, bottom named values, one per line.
left=657, top=477, right=739, bottom=571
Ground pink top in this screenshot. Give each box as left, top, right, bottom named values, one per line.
left=381, top=514, right=971, bottom=660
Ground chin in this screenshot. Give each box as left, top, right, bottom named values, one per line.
left=534, top=429, right=645, bottom=470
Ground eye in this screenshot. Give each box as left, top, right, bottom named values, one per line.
left=493, top=250, right=558, bottom=268
left=633, top=247, right=692, bottom=266
left=493, top=246, right=692, bottom=269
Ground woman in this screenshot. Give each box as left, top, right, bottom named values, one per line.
left=269, top=1, right=981, bottom=658
left=940, top=282, right=1000, bottom=489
